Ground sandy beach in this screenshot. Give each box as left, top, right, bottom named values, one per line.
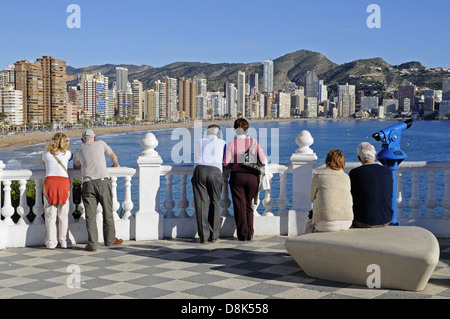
left=0, top=119, right=291, bottom=151
left=0, top=122, right=213, bottom=151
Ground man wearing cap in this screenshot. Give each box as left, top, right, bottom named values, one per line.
left=73, top=129, right=123, bottom=252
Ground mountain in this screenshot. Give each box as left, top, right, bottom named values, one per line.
left=66, top=50, right=449, bottom=94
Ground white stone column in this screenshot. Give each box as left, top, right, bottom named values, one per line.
left=0, top=161, right=7, bottom=249
left=135, top=133, right=164, bottom=240
left=288, top=130, right=318, bottom=236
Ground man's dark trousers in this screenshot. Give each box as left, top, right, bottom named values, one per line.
left=191, top=165, right=223, bottom=242
left=81, top=178, right=116, bottom=249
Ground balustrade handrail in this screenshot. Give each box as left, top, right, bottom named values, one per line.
left=159, top=163, right=291, bottom=177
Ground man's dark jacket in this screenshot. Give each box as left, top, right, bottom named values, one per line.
left=349, top=163, right=394, bottom=226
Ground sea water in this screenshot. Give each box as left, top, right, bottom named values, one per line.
left=1, top=119, right=449, bottom=215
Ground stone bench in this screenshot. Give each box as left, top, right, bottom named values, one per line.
left=285, top=226, right=440, bottom=292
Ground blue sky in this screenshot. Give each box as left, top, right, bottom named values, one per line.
left=1, top=0, right=450, bottom=69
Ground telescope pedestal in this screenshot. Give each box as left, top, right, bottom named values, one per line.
left=378, top=157, right=406, bottom=226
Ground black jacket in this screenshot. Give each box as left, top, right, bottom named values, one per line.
left=349, top=164, right=394, bottom=226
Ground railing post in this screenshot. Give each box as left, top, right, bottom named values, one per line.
left=442, top=171, right=450, bottom=219
left=0, top=160, right=4, bottom=221
left=0, top=161, right=6, bottom=250
left=135, top=133, right=164, bottom=240
left=288, top=130, right=318, bottom=236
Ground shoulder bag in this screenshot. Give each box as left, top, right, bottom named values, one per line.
left=240, top=138, right=265, bottom=176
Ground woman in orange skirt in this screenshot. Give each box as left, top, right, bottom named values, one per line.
left=42, top=133, right=73, bottom=249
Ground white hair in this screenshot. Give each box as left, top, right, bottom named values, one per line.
left=206, top=125, right=221, bottom=138
left=357, top=142, right=377, bottom=163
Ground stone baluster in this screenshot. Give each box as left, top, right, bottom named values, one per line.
left=0, top=161, right=5, bottom=249
left=441, top=171, right=450, bottom=218
left=408, top=171, right=422, bottom=218
left=397, top=172, right=406, bottom=217
left=33, top=179, right=45, bottom=224
left=17, top=179, right=30, bottom=225
left=424, top=171, right=438, bottom=218
left=68, top=181, right=77, bottom=222
left=0, top=161, right=3, bottom=219
left=111, top=176, right=120, bottom=217
left=78, top=200, right=86, bottom=221
left=96, top=203, right=103, bottom=225
left=1, top=180, right=14, bottom=225
left=178, top=174, right=190, bottom=218
left=135, top=132, right=164, bottom=240
left=122, top=176, right=134, bottom=220
left=262, top=187, right=274, bottom=216
left=252, top=192, right=261, bottom=217
left=277, top=170, right=289, bottom=217
left=288, top=130, right=318, bottom=236
left=164, top=174, right=175, bottom=218
left=220, top=171, right=231, bottom=217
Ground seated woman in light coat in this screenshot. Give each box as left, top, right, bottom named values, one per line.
left=305, top=149, right=353, bottom=233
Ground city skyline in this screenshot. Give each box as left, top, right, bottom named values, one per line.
left=1, top=0, right=450, bottom=69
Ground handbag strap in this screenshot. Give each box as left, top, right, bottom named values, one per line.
left=52, top=153, right=68, bottom=175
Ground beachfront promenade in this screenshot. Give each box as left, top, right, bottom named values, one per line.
left=0, top=130, right=449, bottom=299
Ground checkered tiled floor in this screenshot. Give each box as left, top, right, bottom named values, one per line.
left=0, top=236, right=449, bottom=300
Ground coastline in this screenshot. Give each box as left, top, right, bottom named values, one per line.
left=0, top=118, right=297, bottom=151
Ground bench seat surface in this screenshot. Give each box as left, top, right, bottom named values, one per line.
left=284, top=226, right=440, bottom=291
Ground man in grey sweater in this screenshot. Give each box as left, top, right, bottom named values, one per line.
left=73, top=129, right=123, bottom=252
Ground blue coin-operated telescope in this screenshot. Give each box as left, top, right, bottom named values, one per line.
left=372, top=119, right=413, bottom=226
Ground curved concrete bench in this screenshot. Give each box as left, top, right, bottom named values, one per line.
left=285, top=226, right=440, bottom=292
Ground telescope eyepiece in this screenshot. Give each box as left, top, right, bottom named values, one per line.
left=405, top=119, right=413, bottom=129
left=372, top=133, right=381, bottom=142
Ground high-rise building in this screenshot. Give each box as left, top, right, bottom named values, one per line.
left=318, top=80, right=328, bottom=103
left=178, top=77, right=196, bottom=120
left=398, top=82, right=416, bottom=112
left=144, top=89, right=157, bottom=122
left=237, top=71, right=246, bottom=117
left=277, top=92, right=291, bottom=118
left=162, top=76, right=178, bottom=121
left=338, top=83, right=356, bottom=118
left=82, top=79, right=101, bottom=121
left=154, top=80, right=166, bottom=120
left=0, top=86, right=23, bottom=125
left=424, top=90, right=435, bottom=116
left=248, top=73, right=259, bottom=98
left=224, top=82, right=236, bottom=118
left=263, top=93, right=273, bottom=118
left=439, top=100, right=450, bottom=116
left=304, top=71, right=319, bottom=99
left=14, top=60, right=44, bottom=124
left=0, top=65, right=15, bottom=88
left=284, top=82, right=296, bottom=95
left=291, top=92, right=305, bottom=116
left=382, top=99, right=399, bottom=114
left=361, top=96, right=379, bottom=111
left=37, top=56, right=67, bottom=124
left=193, top=77, right=207, bottom=119
left=304, top=97, right=318, bottom=118
left=263, top=60, right=274, bottom=93
left=442, top=77, right=450, bottom=101
left=80, top=73, right=109, bottom=122
left=116, top=67, right=129, bottom=93
left=132, top=79, right=143, bottom=120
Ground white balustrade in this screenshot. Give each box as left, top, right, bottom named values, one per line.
left=1, top=132, right=450, bottom=249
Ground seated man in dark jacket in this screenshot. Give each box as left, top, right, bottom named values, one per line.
left=349, top=142, right=393, bottom=228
